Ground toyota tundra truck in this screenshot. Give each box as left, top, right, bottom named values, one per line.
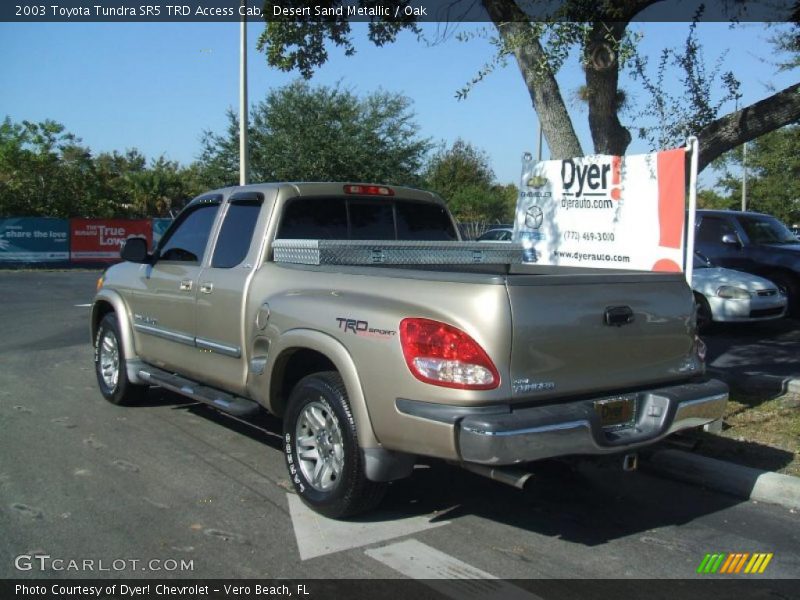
left=91, top=182, right=728, bottom=518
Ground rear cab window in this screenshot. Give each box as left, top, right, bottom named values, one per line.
left=276, top=197, right=457, bottom=241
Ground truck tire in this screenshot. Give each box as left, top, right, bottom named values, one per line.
left=283, top=371, right=386, bottom=519
left=94, top=313, right=147, bottom=406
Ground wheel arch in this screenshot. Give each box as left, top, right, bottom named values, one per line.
left=91, top=290, right=144, bottom=384
left=265, top=330, right=379, bottom=449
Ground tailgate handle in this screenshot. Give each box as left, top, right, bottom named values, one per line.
left=605, top=306, right=635, bottom=327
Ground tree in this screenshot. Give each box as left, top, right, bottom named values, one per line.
left=717, top=125, right=800, bottom=224
left=696, top=188, right=736, bottom=211
left=197, top=81, right=432, bottom=188
left=0, top=117, right=93, bottom=217
left=258, top=1, right=800, bottom=172
left=0, top=117, right=201, bottom=218
left=630, top=19, right=742, bottom=152
left=424, top=139, right=516, bottom=226
left=424, top=139, right=494, bottom=201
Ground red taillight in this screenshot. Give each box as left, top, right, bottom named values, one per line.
left=343, top=184, right=394, bottom=197
left=399, top=318, right=500, bottom=390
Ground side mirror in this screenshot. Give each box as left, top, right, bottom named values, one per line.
left=721, top=233, right=741, bottom=247
left=120, top=237, right=150, bottom=263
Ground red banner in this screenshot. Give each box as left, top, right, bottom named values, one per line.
left=70, top=219, right=152, bottom=262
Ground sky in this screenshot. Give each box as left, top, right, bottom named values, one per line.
left=1, top=18, right=797, bottom=186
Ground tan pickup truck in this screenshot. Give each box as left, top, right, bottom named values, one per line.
left=91, top=182, right=727, bottom=518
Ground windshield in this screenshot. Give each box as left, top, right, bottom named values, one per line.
left=736, top=215, right=797, bottom=245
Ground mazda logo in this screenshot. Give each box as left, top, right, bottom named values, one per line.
left=525, top=205, right=544, bottom=229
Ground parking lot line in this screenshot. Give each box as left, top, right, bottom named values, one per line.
left=365, top=539, right=542, bottom=599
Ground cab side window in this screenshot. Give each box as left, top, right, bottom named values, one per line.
left=696, top=217, right=736, bottom=244
left=158, top=203, right=220, bottom=263
left=211, top=198, right=263, bottom=268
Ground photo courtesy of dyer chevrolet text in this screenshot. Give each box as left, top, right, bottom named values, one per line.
left=15, top=583, right=307, bottom=597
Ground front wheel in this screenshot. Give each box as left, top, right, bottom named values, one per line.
left=94, top=313, right=147, bottom=405
left=283, top=371, right=386, bottom=519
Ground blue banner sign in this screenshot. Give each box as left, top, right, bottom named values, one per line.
left=0, top=218, right=69, bottom=262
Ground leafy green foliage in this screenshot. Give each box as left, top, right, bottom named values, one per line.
left=197, top=81, right=432, bottom=187
left=768, top=22, right=800, bottom=72
left=257, top=2, right=419, bottom=79
left=697, top=188, right=737, bottom=211
left=0, top=117, right=201, bottom=218
left=716, top=125, right=800, bottom=225
left=423, top=139, right=516, bottom=224
left=631, top=18, right=741, bottom=150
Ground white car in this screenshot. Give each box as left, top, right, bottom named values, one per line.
left=692, top=254, right=787, bottom=330
left=476, top=227, right=513, bottom=242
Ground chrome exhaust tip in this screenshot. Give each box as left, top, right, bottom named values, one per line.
left=459, top=463, right=533, bottom=489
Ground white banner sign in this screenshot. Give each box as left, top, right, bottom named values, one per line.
left=514, top=148, right=687, bottom=272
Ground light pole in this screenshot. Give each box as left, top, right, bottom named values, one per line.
left=735, top=96, right=746, bottom=212
left=239, top=0, right=249, bottom=186
left=741, top=139, right=747, bottom=212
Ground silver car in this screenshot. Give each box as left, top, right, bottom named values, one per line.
left=692, top=253, right=787, bottom=330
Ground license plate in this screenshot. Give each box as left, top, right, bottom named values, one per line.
left=595, top=396, right=635, bottom=429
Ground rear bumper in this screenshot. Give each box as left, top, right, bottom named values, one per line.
left=398, top=378, right=728, bottom=466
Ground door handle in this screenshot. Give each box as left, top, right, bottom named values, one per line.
left=199, top=282, right=213, bottom=294
left=179, top=280, right=193, bottom=291
left=604, top=305, right=635, bottom=327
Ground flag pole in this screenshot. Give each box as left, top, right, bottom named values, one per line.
left=685, top=136, right=699, bottom=285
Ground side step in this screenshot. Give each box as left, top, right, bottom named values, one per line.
left=138, top=366, right=261, bottom=419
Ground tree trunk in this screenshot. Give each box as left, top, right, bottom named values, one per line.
left=696, top=82, right=800, bottom=172
left=482, top=0, right=583, bottom=160
left=584, top=21, right=632, bottom=155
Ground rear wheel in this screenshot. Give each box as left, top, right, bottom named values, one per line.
left=94, top=313, right=147, bottom=405
left=283, top=371, right=386, bottom=518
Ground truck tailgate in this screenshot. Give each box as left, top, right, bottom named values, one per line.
left=506, top=270, right=696, bottom=401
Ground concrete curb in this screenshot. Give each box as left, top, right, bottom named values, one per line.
left=645, top=449, right=800, bottom=511
left=707, top=367, right=800, bottom=402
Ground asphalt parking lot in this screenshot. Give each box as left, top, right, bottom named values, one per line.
left=705, top=316, right=800, bottom=395
left=1, top=271, right=798, bottom=586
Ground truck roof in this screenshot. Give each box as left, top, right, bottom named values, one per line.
left=191, top=182, right=442, bottom=206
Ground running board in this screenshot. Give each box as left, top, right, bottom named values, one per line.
left=138, top=367, right=261, bottom=419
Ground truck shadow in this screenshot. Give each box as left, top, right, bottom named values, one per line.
left=378, top=457, right=749, bottom=547
left=146, top=386, right=792, bottom=547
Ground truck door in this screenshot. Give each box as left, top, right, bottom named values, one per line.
left=696, top=215, right=750, bottom=271
left=192, top=192, right=266, bottom=392
left=128, top=196, right=221, bottom=370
